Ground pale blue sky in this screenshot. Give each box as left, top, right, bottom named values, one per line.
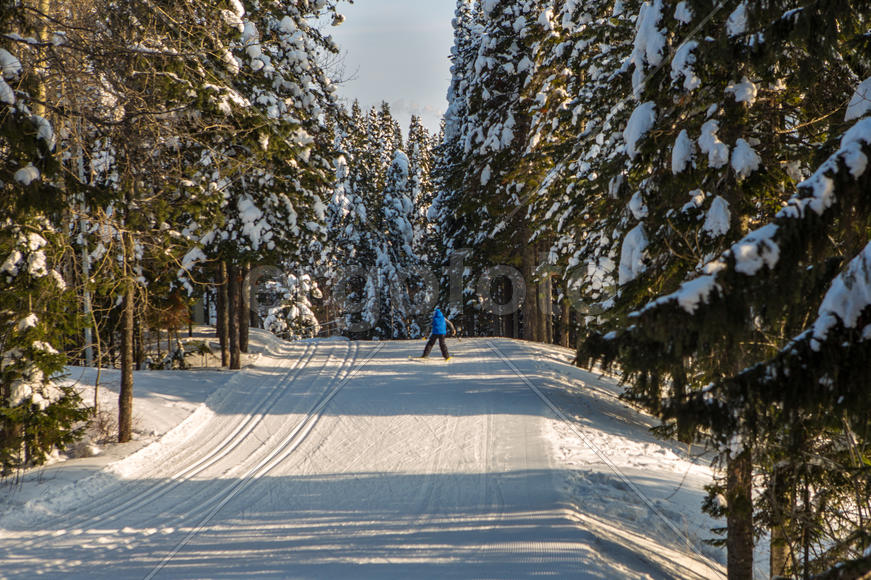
left=326, top=0, right=456, bottom=134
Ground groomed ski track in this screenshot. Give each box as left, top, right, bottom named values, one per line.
left=0, top=338, right=724, bottom=579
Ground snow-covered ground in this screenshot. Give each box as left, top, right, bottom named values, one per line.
left=0, top=330, right=727, bottom=579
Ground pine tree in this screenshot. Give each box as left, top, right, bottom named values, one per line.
left=326, top=126, right=380, bottom=336
left=406, top=115, right=436, bottom=262
left=373, top=150, right=422, bottom=338
left=0, top=3, right=87, bottom=474
left=435, top=0, right=550, bottom=336
left=182, top=0, right=340, bottom=368
left=578, top=2, right=871, bottom=576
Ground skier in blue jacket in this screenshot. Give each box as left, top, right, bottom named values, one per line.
left=420, top=307, right=456, bottom=359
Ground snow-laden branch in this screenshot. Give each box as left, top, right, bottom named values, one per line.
left=633, top=118, right=871, bottom=319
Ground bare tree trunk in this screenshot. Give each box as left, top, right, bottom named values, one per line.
left=108, top=326, right=116, bottom=369
left=240, top=263, right=250, bottom=353
left=540, top=272, right=553, bottom=344
left=536, top=276, right=547, bottom=343
left=522, top=240, right=539, bottom=342
left=727, top=448, right=754, bottom=579
left=228, top=263, right=241, bottom=370
left=118, top=234, right=135, bottom=443
left=80, top=218, right=94, bottom=367
left=770, top=464, right=793, bottom=578
left=560, top=295, right=570, bottom=348
left=217, top=262, right=229, bottom=367
left=32, top=0, right=51, bottom=118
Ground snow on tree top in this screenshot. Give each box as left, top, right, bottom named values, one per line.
left=619, top=223, right=648, bottom=285
left=14, top=164, right=40, bottom=186
left=725, top=77, right=757, bottom=106
left=845, top=77, right=871, bottom=122
left=672, top=129, right=694, bottom=174
left=730, top=139, right=761, bottom=179
left=702, top=196, right=731, bottom=238
left=673, top=1, right=693, bottom=25
left=698, top=120, right=730, bottom=169
left=732, top=224, right=780, bottom=276
left=629, top=0, right=665, bottom=96
left=0, top=78, right=15, bottom=105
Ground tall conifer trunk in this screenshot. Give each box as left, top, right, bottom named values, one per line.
left=32, top=0, right=50, bottom=118
left=240, top=263, right=250, bottom=353
left=770, top=463, right=792, bottom=578
left=228, top=263, right=241, bottom=370
left=118, top=232, right=135, bottom=443
left=522, top=240, right=539, bottom=341
left=727, top=448, right=754, bottom=579
left=537, top=266, right=552, bottom=344
left=560, top=296, right=570, bottom=348
left=218, top=262, right=229, bottom=367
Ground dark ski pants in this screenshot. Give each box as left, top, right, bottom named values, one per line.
left=422, top=334, right=449, bottom=359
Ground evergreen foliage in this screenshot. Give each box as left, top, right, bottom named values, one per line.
left=0, top=5, right=87, bottom=475
left=438, top=0, right=871, bottom=575
left=323, top=101, right=438, bottom=339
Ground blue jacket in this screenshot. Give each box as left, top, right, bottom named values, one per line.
left=432, top=309, right=447, bottom=335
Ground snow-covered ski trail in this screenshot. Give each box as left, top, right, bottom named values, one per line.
left=0, top=338, right=725, bottom=579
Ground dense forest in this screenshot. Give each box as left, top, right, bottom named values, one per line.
left=2, top=0, right=870, bottom=577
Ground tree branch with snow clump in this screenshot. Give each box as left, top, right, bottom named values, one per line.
left=634, top=118, right=871, bottom=319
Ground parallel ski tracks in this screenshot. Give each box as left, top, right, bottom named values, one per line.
left=144, top=341, right=384, bottom=579
left=90, top=341, right=334, bottom=528
left=20, top=340, right=327, bottom=544
left=485, top=340, right=726, bottom=580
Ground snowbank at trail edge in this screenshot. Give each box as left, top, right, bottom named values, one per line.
left=0, top=328, right=286, bottom=527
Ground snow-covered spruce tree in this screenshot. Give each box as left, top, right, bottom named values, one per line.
left=593, top=116, right=871, bottom=577
left=435, top=0, right=549, bottom=337
left=376, top=102, right=404, bottom=180
left=325, top=126, right=380, bottom=337
left=406, top=115, right=437, bottom=264
left=581, top=2, right=871, bottom=575
left=0, top=218, right=87, bottom=476
left=522, top=0, right=639, bottom=338
left=346, top=101, right=403, bottom=218
left=190, top=0, right=341, bottom=368
left=373, top=150, right=423, bottom=339
left=327, top=111, right=432, bottom=339
left=260, top=273, right=322, bottom=340
left=430, top=0, right=481, bottom=298
left=343, top=100, right=382, bottom=221
left=0, top=7, right=87, bottom=475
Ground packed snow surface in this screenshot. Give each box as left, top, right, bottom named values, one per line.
left=1, top=333, right=725, bottom=579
